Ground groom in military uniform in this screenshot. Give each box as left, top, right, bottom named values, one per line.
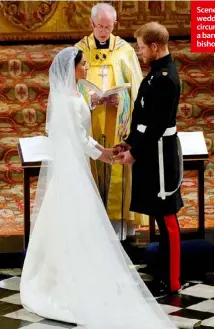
left=116, top=22, right=184, bottom=296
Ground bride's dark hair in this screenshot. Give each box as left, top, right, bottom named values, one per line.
left=74, top=49, right=83, bottom=67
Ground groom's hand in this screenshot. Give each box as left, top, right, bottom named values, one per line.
left=103, top=148, right=116, bottom=157
left=115, top=150, right=135, bottom=165
left=113, top=152, right=125, bottom=164
left=123, top=151, right=135, bottom=165
left=113, top=142, right=131, bottom=154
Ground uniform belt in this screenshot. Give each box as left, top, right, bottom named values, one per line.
left=136, top=124, right=183, bottom=200
left=137, top=124, right=176, bottom=136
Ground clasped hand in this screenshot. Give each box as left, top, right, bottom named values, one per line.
left=104, top=143, right=135, bottom=165
left=113, top=143, right=135, bottom=165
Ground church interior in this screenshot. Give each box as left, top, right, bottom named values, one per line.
left=0, top=1, right=214, bottom=329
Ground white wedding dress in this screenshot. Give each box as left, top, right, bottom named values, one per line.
left=20, top=47, right=178, bottom=329
left=71, top=94, right=102, bottom=161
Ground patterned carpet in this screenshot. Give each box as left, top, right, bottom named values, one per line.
left=0, top=41, right=214, bottom=235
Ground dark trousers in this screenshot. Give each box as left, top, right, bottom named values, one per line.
left=155, top=214, right=181, bottom=292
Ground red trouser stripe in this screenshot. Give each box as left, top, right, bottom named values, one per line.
left=164, top=214, right=181, bottom=291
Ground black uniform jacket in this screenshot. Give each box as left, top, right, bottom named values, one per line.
left=126, top=54, right=184, bottom=216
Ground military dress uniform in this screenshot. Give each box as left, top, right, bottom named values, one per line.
left=126, top=54, right=184, bottom=293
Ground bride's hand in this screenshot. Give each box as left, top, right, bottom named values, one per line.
left=98, top=153, right=120, bottom=165
left=102, top=148, right=117, bottom=157
left=97, top=145, right=120, bottom=164
left=98, top=153, right=112, bottom=164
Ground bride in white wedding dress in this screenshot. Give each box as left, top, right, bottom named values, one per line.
left=20, top=47, right=178, bottom=329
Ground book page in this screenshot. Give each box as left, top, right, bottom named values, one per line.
left=19, top=136, right=53, bottom=162
left=178, top=131, right=208, bottom=156
left=79, top=79, right=131, bottom=98
left=79, top=79, right=103, bottom=98
left=103, top=83, right=131, bottom=97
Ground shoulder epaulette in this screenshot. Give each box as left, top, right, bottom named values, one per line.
left=154, top=68, right=169, bottom=79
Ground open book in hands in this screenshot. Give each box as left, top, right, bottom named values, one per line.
left=79, top=79, right=131, bottom=98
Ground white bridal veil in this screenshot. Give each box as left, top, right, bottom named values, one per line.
left=20, top=47, right=178, bottom=329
